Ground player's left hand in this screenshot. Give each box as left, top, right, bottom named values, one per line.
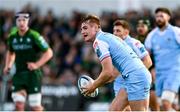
left=81, top=82, right=96, bottom=96
left=27, top=62, right=39, bottom=71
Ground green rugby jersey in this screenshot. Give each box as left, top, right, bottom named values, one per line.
left=7, top=28, right=49, bottom=73
left=136, top=35, right=146, bottom=44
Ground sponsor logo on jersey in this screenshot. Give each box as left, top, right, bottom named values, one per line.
left=167, top=38, right=171, bottom=42
left=20, top=38, right=23, bottom=42
left=135, top=42, right=146, bottom=53
left=139, top=47, right=146, bottom=53
left=34, top=87, right=38, bottom=92
left=39, top=36, right=48, bottom=48
left=96, top=47, right=102, bottom=58
left=27, top=38, right=31, bottom=43
left=135, top=41, right=141, bottom=47
left=93, top=41, right=102, bottom=58
left=13, top=38, right=17, bottom=43
left=13, top=44, right=32, bottom=50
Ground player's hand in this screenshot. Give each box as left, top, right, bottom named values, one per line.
left=27, top=62, right=39, bottom=71
left=3, top=67, right=11, bottom=75
left=81, top=82, right=96, bottom=96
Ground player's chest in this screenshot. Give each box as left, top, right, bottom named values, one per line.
left=151, top=32, right=177, bottom=50
left=11, top=37, right=34, bottom=51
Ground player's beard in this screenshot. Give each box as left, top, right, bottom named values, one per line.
left=156, top=20, right=166, bottom=29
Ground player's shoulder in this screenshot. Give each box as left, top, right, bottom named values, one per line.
left=170, top=25, right=180, bottom=32
left=127, top=36, right=141, bottom=45
left=8, top=27, right=18, bottom=38
left=97, top=31, right=111, bottom=39
left=29, top=29, right=40, bottom=38
left=146, top=27, right=158, bottom=40
left=130, top=37, right=145, bottom=49
left=93, top=37, right=110, bottom=50
left=96, top=32, right=110, bottom=43
left=129, top=36, right=140, bottom=43
left=149, top=27, right=158, bottom=35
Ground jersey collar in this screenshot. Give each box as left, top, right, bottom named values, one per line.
left=124, top=35, right=131, bottom=41
left=93, top=30, right=103, bottom=46
left=17, top=28, right=30, bottom=37
left=95, top=30, right=103, bottom=38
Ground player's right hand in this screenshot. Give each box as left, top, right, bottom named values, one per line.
left=81, top=81, right=95, bottom=96
left=3, top=67, right=11, bottom=75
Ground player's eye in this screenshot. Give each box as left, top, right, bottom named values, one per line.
left=83, top=27, right=87, bottom=30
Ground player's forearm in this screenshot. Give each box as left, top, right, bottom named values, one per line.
left=142, top=55, right=152, bottom=69
left=35, top=48, right=53, bottom=68
left=93, top=70, right=112, bottom=88
left=107, top=67, right=119, bottom=83
left=5, top=51, right=15, bottom=68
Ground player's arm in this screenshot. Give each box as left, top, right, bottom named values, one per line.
left=83, top=56, right=114, bottom=96
left=93, top=56, right=114, bottom=88
left=27, top=49, right=53, bottom=71
left=4, top=34, right=16, bottom=75
left=27, top=48, right=53, bottom=71
left=27, top=33, right=53, bottom=71
left=174, top=26, right=180, bottom=45
left=141, top=54, right=152, bottom=69
left=3, top=50, right=15, bottom=74
left=133, top=40, right=152, bottom=68
left=35, top=48, right=53, bottom=68
left=107, top=67, right=120, bottom=83
left=83, top=39, right=116, bottom=95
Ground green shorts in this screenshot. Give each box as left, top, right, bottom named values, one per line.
left=12, top=70, right=42, bottom=94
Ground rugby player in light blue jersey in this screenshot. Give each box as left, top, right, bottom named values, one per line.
left=110, top=19, right=152, bottom=111
left=145, top=7, right=180, bottom=111
left=81, top=14, right=151, bottom=111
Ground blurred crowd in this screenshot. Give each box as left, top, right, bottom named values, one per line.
left=0, top=3, right=180, bottom=110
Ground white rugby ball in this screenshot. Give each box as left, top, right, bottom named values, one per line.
left=78, top=75, right=98, bottom=97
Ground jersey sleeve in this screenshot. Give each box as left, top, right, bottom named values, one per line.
left=173, top=26, right=180, bottom=45
left=144, top=30, right=154, bottom=51
left=7, top=36, right=14, bottom=52
left=33, top=33, right=49, bottom=52
left=7, top=27, right=18, bottom=52
left=93, top=39, right=110, bottom=62
left=132, top=40, right=148, bottom=59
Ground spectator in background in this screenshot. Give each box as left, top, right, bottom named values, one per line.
left=145, top=7, right=180, bottom=111
left=136, top=19, right=151, bottom=43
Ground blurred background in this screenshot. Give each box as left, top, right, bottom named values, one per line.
left=0, top=0, right=180, bottom=111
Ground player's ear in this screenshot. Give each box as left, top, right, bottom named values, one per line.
left=95, top=24, right=100, bottom=31
left=124, top=29, right=129, bottom=35
left=98, top=25, right=100, bottom=28
left=167, top=15, right=170, bottom=21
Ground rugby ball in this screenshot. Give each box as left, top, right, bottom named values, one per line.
left=78, top=75, right=98, bottom=97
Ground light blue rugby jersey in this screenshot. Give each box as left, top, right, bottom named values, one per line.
left=93, top=30, right=145, bottom=76
left=145, top=24, right=180, bottom=72
left=114, top=35, right=149, bottom=89
left=124, top=35, right=148, bottom=59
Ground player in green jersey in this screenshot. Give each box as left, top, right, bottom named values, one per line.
left=3, top=12, right=53, bottom=111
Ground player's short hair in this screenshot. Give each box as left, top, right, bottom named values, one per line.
left=15, top=11, right=30, bottom=19
left=155, top=7, right=171, bottom=17
left=81, top=14, right=100, bottom=26
left=113, top=20, right=130, bottom=31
